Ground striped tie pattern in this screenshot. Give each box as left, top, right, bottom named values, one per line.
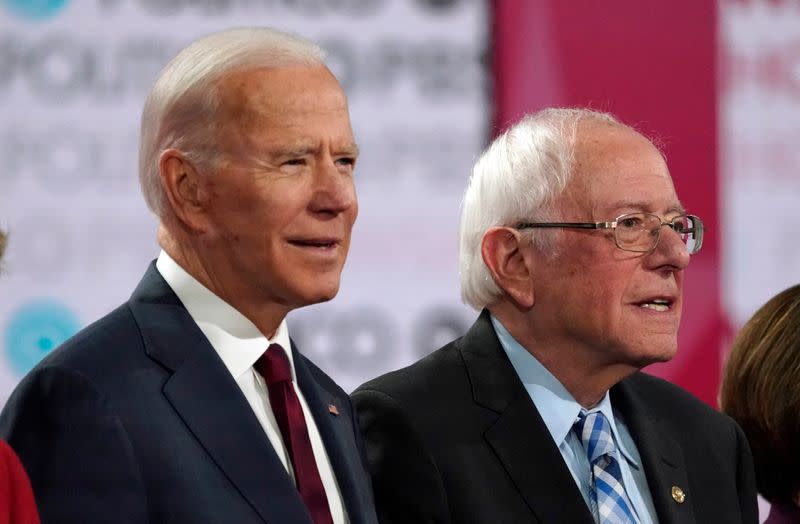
left=574, top=411, right=637, bottom=524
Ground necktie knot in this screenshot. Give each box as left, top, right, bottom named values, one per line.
left=574, top=410, right=616, bottom=464
left=255, top=343, right=292, bottom=385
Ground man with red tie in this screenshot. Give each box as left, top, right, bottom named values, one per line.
left=0, top=27, right=377, bottom=524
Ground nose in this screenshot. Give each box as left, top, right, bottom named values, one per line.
left=309, top=158, right=357, bottom=217
left=645, top=223, right=691, bottom=271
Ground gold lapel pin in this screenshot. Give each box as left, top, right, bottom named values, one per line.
left=671, top=485, right=685, bottom=504
left=328, top=404, right=339, bottom=416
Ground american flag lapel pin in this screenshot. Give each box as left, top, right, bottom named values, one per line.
left=328, top=404, right=339, bottom=416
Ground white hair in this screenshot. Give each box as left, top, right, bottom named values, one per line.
left=138, top=27, right=327, bottom=216
left=458, top=108, right=620, bottom=310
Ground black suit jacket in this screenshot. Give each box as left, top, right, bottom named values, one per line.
left=352, top=310, right=758, bottom=524
left=0, top=263, right=378, bottom=524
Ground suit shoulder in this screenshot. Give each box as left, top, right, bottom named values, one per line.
left=31, top=302, right=141, bottom=379
left=354, top=337, right=465, bottom=401
left=622, top=372, right=734, bottom=426
left=6, top=302, right=138, bottom=410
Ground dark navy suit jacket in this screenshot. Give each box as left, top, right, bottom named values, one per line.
left=0, top=263, right=378, bottom=524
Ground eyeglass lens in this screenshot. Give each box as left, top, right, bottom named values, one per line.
left=615, top=214, right=702, bottom=254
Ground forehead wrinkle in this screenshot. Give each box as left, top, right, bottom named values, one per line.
left=575, top=121, right=666, bottom=175
left=569, top=122, right=680, bottom=219
left=215, top=66, right=348, bottom=132
left=211, top=65, right=355, bottom=171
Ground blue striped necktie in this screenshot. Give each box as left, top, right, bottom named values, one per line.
left=573, top=410, right=637, bottom=524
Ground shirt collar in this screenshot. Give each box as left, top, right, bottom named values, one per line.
left=156, top=250, right=295, bottom=381
left=490, top=314, right=638, bottom=467
left=585, top=394, right=638, bottom=466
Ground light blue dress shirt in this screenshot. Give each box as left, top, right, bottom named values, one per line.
left=491, top=315, right=658, bottom=524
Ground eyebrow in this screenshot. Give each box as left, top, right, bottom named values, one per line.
left=277, top=145, right=317, bottom=158
left=344, top=143, right=360, bottom=157
left=608, top=201, right=687, bottom=215
left=276, top=143, right=360, bottom=158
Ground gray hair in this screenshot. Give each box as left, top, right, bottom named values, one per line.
left=458, top=108, right=620, bottom=310
left=138, top=27, right=327, bottom=216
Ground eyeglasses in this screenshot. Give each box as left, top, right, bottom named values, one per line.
left=515, top=212, right=704, bottom=255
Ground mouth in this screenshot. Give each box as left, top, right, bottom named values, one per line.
left=288, top=237, right=341, bottom=250
left=635, top=297, right=675, bottom=312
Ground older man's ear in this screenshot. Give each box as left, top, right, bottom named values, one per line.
left=158, top=150, right=210, bottom=233
left=480, top=226, right=535, bottom=309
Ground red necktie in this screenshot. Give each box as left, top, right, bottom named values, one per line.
left=254, top=344, right=334, bottom=524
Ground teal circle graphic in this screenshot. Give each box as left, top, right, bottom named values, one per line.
left=5, top=300, right=80, bottom=377
left=2, top=0, right=70, bottom=20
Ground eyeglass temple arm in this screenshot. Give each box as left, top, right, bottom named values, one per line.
left=515, top=222, right=606, bottom=230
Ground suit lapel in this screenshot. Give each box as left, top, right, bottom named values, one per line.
left=293, top=346, right=374, bottom=524
left=613, top=377, right=696, bottom=524
left=129, top=264, right=312, bottom=524
left=461, top=311, right=595, bottom=524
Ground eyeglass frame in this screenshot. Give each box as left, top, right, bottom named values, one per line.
left=514, top=212, right=704, bottom=255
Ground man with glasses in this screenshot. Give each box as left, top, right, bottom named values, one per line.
left=352, top=109, right=757, bottom=523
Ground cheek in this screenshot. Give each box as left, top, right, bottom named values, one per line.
left=250, top=194, right=304, bottom=231
left=586, top=273, right=631, bottom=324
left=350, top=195, right=359, bottom=222
left=208, top=192, right=263, bottom=231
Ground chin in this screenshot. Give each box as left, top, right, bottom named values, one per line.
left=616, top=336, right=677, bottom=370
left=315, top=291, right=339, bottom=304
left=303, top=284, right=341, bottom=306
left=635, top=345, right=678, bottom=368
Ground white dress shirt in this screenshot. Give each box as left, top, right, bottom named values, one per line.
left=156, top=250, right=349, bottom=524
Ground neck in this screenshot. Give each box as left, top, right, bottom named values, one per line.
left=158, top=224, right=287, bottom=338
left=490, top=303, right=637, bottom=408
